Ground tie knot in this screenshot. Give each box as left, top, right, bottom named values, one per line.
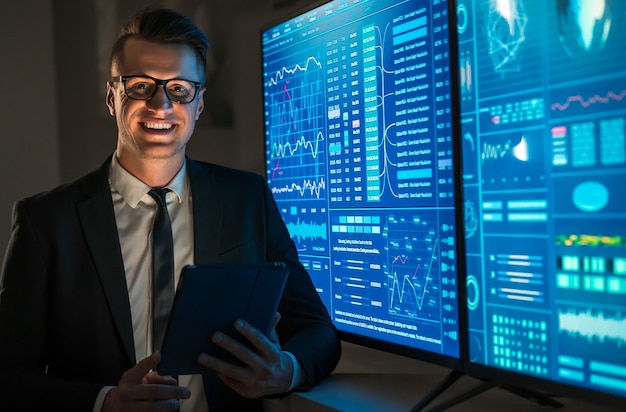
left=148, top=188, right=169, bottom=208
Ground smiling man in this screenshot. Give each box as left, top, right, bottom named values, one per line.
left=0, top=7, right=340, bottom=412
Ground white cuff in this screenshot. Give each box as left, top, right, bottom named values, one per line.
left=93, top=385, right=115, bottom=412
left=283, top=351, right=306, bottom=390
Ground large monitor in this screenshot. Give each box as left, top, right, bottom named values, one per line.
left=458, top=0, right=626, bottom=406
left=261, top=0, right=463, bottom=367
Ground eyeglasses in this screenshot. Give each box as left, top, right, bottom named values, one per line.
left=110, top=75, right=201, bottom=104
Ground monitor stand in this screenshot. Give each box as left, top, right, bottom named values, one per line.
left=410, top=370, right=564, bottom=411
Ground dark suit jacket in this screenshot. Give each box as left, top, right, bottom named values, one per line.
left=0, top=156, right=341, bottom=411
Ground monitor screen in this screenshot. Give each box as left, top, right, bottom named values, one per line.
left=459, top=0, right=626, bottom=402
left=261, top=0, right=462, bottom=363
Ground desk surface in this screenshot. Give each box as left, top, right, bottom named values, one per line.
left=265, top=342, right=626, bottom=412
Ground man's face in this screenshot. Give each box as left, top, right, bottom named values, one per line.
left=106, top=38, right=205, bottom=162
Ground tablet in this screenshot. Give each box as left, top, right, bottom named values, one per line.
left=157, top=262, right=289, bottom=376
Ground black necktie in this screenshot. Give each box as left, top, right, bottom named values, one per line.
left=148, top=188, right=175, bottom=352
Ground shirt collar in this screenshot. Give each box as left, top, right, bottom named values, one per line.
left=108, top=154, right=188, bottom=208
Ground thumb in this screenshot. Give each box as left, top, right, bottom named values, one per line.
left=121, top=351, right=162, bottom=384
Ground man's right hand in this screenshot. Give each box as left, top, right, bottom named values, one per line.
left=102, top=351, right=191, bottom=412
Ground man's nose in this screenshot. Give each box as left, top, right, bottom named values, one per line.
left=146, top=86, right=173, bottom=112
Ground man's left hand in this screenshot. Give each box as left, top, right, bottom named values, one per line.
left=197, top=313, right=294, bottom=398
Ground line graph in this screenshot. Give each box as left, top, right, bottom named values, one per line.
left=551, top=89, right=626, bottom=111
left=270, top=177, right=326, bottom=199
left=481, top=139, right=512, bottom=164
left=264, top=45, right=326, bottom=202
left=386, top=215, right=441, bottom=321
left=270, top=132, right=325, bottom=161
left=267, top=56, right=323, bottom=87
left=480, top=132, right=544, bottom=189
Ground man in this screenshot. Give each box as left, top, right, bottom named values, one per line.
left=0, top=7, right=341, bottom=412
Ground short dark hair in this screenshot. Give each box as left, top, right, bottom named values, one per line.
left=110, top=7, right=210, bottom=82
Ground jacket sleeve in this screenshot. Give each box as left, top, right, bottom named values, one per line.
left=258, top=176, right=342, bottom=389
left=0, top=200, right=103, bottom=411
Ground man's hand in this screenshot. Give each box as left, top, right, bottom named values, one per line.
left=197, top=312, right=294, bottom=398
left=102, top=351, right=191, bottom=412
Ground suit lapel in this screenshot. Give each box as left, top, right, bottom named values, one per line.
left=76, top=158, right=136, bottom=363
left=187, top=158, right=223, bottom=264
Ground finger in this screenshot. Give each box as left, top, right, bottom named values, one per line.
left=211, top=330, right=267, bottom=370
left=122, top=351, right=162, bottom=384
left=212, top=353, right=294, bottom=399
left=143, top=371, right=178, bottom=385
left=198, top=352, right=254, bottom=383
left=217, top=373, right=258, bottom=398
left=233, top=319, right=281, bottom=361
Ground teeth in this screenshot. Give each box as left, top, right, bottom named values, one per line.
left=144, top=122, right=173, bottom=130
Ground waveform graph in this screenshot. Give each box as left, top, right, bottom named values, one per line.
left=264, top=45, right=327, bottom=202
left=552, top=89, right=626, bottom=112
left=557, top=317, right=626, bottom=398
left=480, top=130, right=545, bottom=190
left=559, top=306, right=626, bottom=356
left=282, top=205, right=328, bottom=255
left=270, top=176, right=326, bottom=199
left=385, top=214, right=441, bottom=323
left=550, top=78, right=626, bottom=120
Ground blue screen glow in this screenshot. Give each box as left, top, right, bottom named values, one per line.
left=459, top=0, right=626, bottom=399
left=262, top=0, right=461, bottom=359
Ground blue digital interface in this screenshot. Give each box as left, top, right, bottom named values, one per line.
left=262, top=0, right=460, bottom=358
left=458, top=0, right=626, bottom=399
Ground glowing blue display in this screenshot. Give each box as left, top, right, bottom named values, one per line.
left=460, top=0, right=626, bottom=399
left=262, top=0, right=461, bottom=359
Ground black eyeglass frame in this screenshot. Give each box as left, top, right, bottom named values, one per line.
left=110, top=75, right=202, bottom=104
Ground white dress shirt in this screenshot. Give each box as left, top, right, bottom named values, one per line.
left=95, top=154, right=208, bottom=411
left=93, top=155, right=303, bottom=411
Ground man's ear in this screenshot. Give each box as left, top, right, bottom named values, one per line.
left=106, top=82, right=116, bottom=116
left=195, top=87, right=206, bottom=120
